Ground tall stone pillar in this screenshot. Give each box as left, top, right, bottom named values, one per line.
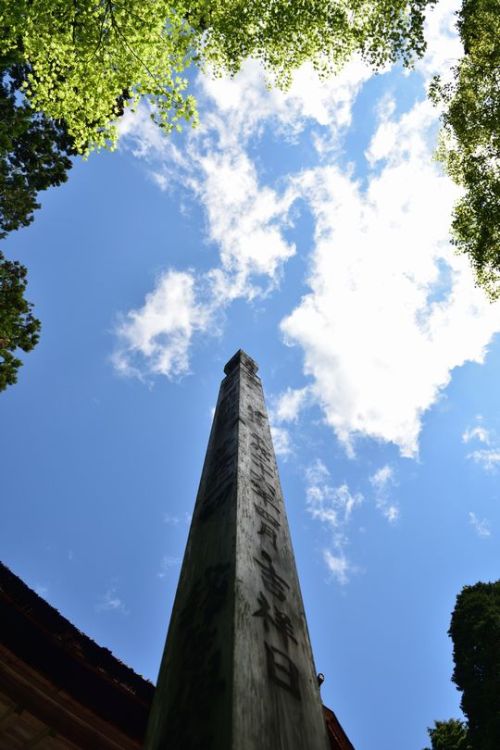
left=145, top=350, right=330, bottom=750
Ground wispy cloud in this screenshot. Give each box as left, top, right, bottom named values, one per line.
left=370, top=465, right=399, bottom=523
left=467, top=450, right=500, bottom=472
left=157, top=555, right=182, bottom=578
left=270, top=425, right=292, bottom=458
left=323, top=549, right=351, bottom=587
left=163, top=512, right=191, bottom=525
left=469, top=512, right=491, bottom=538
left=267, top=388, right=312, bottom=458
left=305, top=459, right=362, bottom=584
left=462, top=425, right=491, bottom=445
left=463, top=418, right=500, bottom=471
left=96, top=587, right=128, bottom=614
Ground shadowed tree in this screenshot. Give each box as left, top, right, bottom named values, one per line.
left=424, top=581, right=500, bottom=750
left=0, top=62, right=74, bottom=239
left=0, top=62, right=74, bottom=391
left=449, top=581, right=500, bottom=750
left=424, top=719, right=470, bottom=750
left=0, top=251, right=40, bottom=391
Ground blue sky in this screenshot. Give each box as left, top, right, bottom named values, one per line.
left=1, top=2, right=500, bottom=748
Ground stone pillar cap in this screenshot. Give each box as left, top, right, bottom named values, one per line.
left=224, top=349, right=259, bottom=376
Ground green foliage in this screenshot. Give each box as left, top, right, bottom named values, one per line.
left=191, top=0, right=433, bottom=85
left=430, top=0, right=500, bottom=299
left=1, top=1, right=198, bottom=153
left=0, top=63, right=73, bottom=390
left=0, top=251, right=41, bottom=391
left=449, top=581, right=500, bottom=750
left=0, top=64, right=73, bottom=238
left=424, top=719, right=470, bottom=750
left=0, top=0, right=435, bottom=153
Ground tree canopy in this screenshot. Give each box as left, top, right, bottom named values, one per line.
left=0, top=251, right=40, bottom=392
left=424, top=581, right=500, bottom=750
left=449, top=580, right=500, bottom=750
left=1, top=0, right=434, bottom=153
left=0, top=63, right=74, bottom=238
left=430, top=0, right=500, bottom=299
left=424, top=719, right=470, bottom=750
left=0, top=63, right=73, bottom=391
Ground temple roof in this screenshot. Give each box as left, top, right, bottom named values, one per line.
left=0, top=562, right=153, bottom=749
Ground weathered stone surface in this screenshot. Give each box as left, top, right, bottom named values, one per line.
left=145, top=350, right=330, bottom=750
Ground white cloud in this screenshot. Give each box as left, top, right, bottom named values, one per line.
left=118, top=58, right=371, bottom=311
left=463, top=419, right=500, bottom=471
left=200, top=58, right=371, bottom=145
left=370, top=465, right=394, bottom=490
left=370, top=465, right=399, bottom=523
left=193, top=60, right=371, bottom=299
left=115, top=60, right=371, bottom=379
left=417, top=0, right=463, bottom=81
left=462, top=425, right=491, bottom=444
left=96, top=587, right=128, bottom=614
left=281, top=95, right=500, bottom=457
left=267, top=386, right=311, bottom=458
left=112, top=270, right=213, bottom=379
left=270, top=425, right=292, bottom=458
left=323, top=549, right=351, bottom=587
left=467, top=450, right=500, bottom=472
left=305, top=460, right=363, bottom=527
left=198, top=150, right=296, bottom=301
left=305, top=459, right=362, bottom=584
left=273, top=386, right=311, bottom=423
left=469, top=512, right=491, bottom=538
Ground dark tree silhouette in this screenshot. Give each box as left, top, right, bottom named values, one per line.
left=0, top=251, right=40, bottom=391
left=0, top=62, right=73, bottom=239
left=449, top=581, right=500, bottom=750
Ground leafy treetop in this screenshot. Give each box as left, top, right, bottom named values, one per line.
left=430, top=0, right=499, bottom=299
left=424, top=719, right=471, bottom=750
left=1, top=0, right=435, bottom=153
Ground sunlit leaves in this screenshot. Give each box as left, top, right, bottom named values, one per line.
left=1, top=1, right=198, bottom=152
left=431, top=0, right=500, bottom=299
left=1, top=0, right=434, bottom=154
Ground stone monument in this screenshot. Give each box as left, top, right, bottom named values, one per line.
left=145, top=350, right=330, bottom=749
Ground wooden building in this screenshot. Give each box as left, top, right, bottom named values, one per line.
left=0, top=562, right=353, bottom=749
left=0, top=562, right=153, bottom=749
